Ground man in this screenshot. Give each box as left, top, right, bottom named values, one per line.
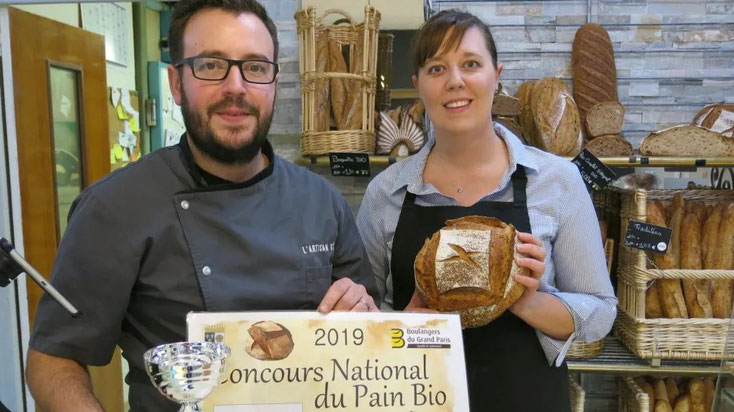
left=26, top=1, right=378, bottom=410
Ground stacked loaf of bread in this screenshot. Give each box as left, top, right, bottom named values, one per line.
left=644, top=192, right=734, bottom=320
left=492, top=83, right=524, bottom=140
left=516, top=77, right=582, bottom=156
left=633, top=376, right=715, bottom=412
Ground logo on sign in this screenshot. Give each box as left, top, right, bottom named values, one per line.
left=391, top=328, right=405, bottom=348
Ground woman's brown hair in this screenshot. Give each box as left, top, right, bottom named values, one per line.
left=411, top=10, right=498, bottom=75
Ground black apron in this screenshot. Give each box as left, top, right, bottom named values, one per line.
left=390, top=166, right=570, bottom=412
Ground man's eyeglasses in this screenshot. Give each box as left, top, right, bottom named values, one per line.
left=175, top=56, right=279, bottom=84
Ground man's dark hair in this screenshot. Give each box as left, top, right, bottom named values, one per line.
left=169, top=0, right=279, bottom=64
left=411, top=9, right=498, bottom=75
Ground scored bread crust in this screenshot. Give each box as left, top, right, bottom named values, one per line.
left=414, top=216, right=528, bottom=328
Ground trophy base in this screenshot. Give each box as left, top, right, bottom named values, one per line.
left=179, top=404, right=203, bottom=412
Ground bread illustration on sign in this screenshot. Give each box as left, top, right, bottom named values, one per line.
left=245, top=321, right=294, bottom=360
left=414, top=216, right=528, bottom=329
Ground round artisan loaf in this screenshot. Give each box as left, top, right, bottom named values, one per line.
left=414, top=216, right=528, bottom=328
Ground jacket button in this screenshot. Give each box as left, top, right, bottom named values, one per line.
left=180, top=200, right=190, bottom=210
left=202, top=266, right=212, bottom=276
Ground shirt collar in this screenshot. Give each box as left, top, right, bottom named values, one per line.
left=390, top=122, right=538, bottom=195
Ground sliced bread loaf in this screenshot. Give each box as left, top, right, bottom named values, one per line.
left=586, top=101, right=625, bottom=137
left=639, top=125, right=734, bottom=157
left=492, top=94, right=521, bottom=117
left=584, top=134, right=633, bottom=157
left=692, top=104, right=734, bottom=137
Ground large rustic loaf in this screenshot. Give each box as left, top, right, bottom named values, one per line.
left=692, top=104, right=734, bottom=137
left=585, top=101, right=625, bottom=137
left=530, top=78, right=582, bottom=156
left=572, top=24, right=619, bottom=135
left=517, top=80, right=537, bottom=144
left=414, top=216, right=527, bottom=328
left=492, top=93, right=521, bottom=117
left=639, top=125, right=734, bottom=157
left=584, top=134, right=633, bottom=157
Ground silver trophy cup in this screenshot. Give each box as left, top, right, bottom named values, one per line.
left=144, top=341, right=230, bottom=412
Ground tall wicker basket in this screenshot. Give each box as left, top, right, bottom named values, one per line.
left=295, top=6, right=380, bottom=155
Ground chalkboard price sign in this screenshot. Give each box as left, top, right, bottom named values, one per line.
left=329, top=153, right=371, bottom=177
left=624, top=219, right=672, bottom=254
left=572, top=149, right=617, bottom=191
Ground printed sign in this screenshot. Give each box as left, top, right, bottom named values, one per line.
left=187, top=311, right=469, bottom=411
left=624, top=219, right=672, bottom=254
left=329, top=153, right=370, bottom=177
left=572, top=149, right=617, bottom=191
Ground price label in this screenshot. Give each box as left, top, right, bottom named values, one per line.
left=624, top=219, right=672, bottom=254
left=572, top=149, right=617, bottom=191
left=329, top=153, right=370, bottom=177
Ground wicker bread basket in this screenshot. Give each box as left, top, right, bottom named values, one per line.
left=617, top=377, right=649, bottom=412
left=615, top=188, right=734, bottom=361
left=295, top=6, right=379, bottom=155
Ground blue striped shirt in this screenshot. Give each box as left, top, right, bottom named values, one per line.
left=356, top=123, right=617, bottom=366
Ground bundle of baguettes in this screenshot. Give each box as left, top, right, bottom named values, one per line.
left=644, top=193, right=734, bottom=320
left=414, top=216, right=527, bottom=328
left=633, top=376, right=715, bottom=412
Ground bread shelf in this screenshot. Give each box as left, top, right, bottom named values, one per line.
left=295, top=155, right=734, bottom=168
left=567, top=336, right=723, bottom=376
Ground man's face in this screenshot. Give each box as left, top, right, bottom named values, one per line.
left=169, top=8, right=278, bottom=164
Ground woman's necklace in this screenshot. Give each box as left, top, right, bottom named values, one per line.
left=435, top=152, right=464, bottom=194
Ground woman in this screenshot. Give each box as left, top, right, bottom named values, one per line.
left=356, top=10, right=617, bottom=411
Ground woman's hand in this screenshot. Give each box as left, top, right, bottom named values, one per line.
left=404, top=290, right=438, bottom=313
left=509, top=232, right=546, bottom=315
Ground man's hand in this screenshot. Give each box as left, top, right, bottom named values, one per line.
left=318, top=278, right=379, bottom=312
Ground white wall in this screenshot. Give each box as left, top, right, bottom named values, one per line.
left=15, top=3, right=137, bottom=91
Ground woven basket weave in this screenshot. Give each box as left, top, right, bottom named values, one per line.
left=569, top=374, right=586, bottom=412
left=615, top=188, right=734, bottom=360
left=617, top=377, right=649, bottom=412
left=567, top=339, right=605, bottom=359
left=295, top=6, right=379, bottom=155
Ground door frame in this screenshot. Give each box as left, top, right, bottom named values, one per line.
left=0, top=6, right=34, bottom=412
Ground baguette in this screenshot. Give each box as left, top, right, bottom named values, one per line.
left=702, top=204, right=723, bottom=269
left=703, top=377, right=715, bottom=412
left=660, top=205, right=689, bottom=318
left=680, top=213, right=712, bottom=318
left=644, top=200, right=666, bottom=319
left=673, top=394, right=691, bottom=412
left=665, top=378, right=680, bottom=405
left=341, top=32, right=364, bottom=131
left=313, top=29, right=331, bottom=131
left=653, top=379, right=670, bottom=403
left=328, top=39, right=348, bottom=128
left=635, top=378, right=656, bottom=412
left=687, top=378, right=705, bottom=412
left=655, top=400, right=673, bottom=412
left=712, top=204, right=734, bottom=318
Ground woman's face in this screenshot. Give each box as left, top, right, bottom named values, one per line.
left=412, top=26, right=503, bottom=138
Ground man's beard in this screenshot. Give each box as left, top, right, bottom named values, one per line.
left=180, top=90, right=274, bottom=164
